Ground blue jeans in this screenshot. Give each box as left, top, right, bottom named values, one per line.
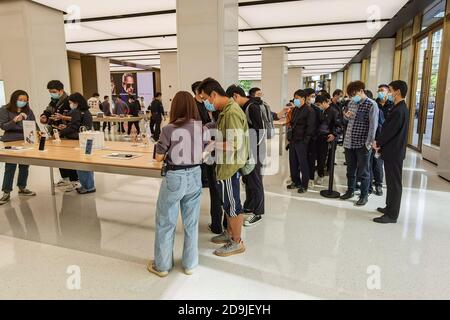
left=154, top=166, right=202, bottom=272
left=77, top=171, right=95, bottom=190
left=2, top=163, right=29, bottom=192
left=345, top=147, right=371, bottom=197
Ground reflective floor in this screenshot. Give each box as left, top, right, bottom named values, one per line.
left=0, top=145, right=450, bottom=299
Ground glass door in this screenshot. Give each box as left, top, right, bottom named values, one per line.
left=410, top=27, right=443, bottom=151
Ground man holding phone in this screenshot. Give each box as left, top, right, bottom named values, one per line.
left=340, top=81, right=379, bottom=206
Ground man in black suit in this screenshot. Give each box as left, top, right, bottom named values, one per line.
left=373, top=80, right=409, bottom=224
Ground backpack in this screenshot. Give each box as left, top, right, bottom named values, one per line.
left=245, top=101, right=275, bottom=141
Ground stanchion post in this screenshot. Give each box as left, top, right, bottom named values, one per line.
left=320, top=141, right=340, bottom=198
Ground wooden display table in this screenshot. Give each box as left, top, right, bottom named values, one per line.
left=0, top=140, right=161, bottom=195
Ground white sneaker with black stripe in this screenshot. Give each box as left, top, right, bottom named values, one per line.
left=244, top=214, right=262, bottom=227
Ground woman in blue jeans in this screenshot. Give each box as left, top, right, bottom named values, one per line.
left=0, top=90, right=37, bottom=205
left=147, top=91, right=204, bottom=277
left=59, top=93, right=96, bottom=194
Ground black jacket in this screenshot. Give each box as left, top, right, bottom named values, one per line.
left=318, top=106, right=342, bottom=138
left=149, top=99, right=164, bottom=116
left=59, top=108, right=93, bottom=140
left=196, top=100, right=211, bottom=125
left=310, top=104, right=322, bottom=139
left=376, top=98, right=394, bottom=120
left=290, top=105, right=316, bottom=144
left=243, top=98, right=264, bottom=131
left=128, top=101, right=141, bottom=117
left=42, top=93, right=71, bottom=127
left=377, top=100, right=409, bottom=162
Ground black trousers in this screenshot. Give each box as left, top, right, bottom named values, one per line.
left=384, top=158, right=403, bottom=220
left=316, top=135, right=329, bottom=178
left=103, top=122, right=111, bottom=131
left=150, top=116, right=162, bottom=140
left=242, top=162, right=265, bottom=216
left=289, top=141, right=310, bottom=189
left=206, top=164, right=227, bottom=234
left=93, top=122, right=100, bottom=131
left=370, top=152, right=384, bottom=188
left=117, top=122, right=125, bottom=133
left=307, top=138, right=318, bottom=180
left=127, top=121, right=140, bottom=135
left=345, top=147, right=371, bottom=197
left=59, top=169, right=78, bottom=182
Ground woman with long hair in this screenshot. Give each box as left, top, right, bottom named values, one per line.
left=0, top=90, right=37, bottom=205
left=147, top=91, right=204, bottom=277
left=59, top=93, right=96, bottom=194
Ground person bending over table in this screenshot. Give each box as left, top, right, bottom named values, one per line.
left=58, top=93, right=96, bottom=195
left=0, top=90, right=37, bottom=205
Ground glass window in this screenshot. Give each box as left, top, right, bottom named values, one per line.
left=399, top=44, right=411, bottom=84
left=421, top=0, right=446, bottom=31
left=423, top=28, right=443, bottom=146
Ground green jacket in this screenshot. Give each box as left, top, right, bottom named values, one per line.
left=216, top=98, right=250, bottom=181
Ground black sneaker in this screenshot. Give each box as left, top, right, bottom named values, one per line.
left=373, top=215, right=397, bottom=224
left=298, top=187, right=308, bottom=194
left=287, top=183, right=301, bottom=190
left=244, top=215, right=262, bottom=227
left=0, top=193, right=11, bottom=206
left=356, top=196, right=369, bottom=206
left=340, top=191, right=354, bottom=200
left=374, top=186, right=383, bottom=196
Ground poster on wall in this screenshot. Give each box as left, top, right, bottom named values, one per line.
left=111, top=72, right=155, bottom=106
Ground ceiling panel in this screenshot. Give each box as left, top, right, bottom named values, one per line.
left=239, top=31, right=266, bottom=45
left=123, top=59, right=161, bottom=65
left=288, top=51, right=358, bottom=60
left=239, top=0, right=408, bottom=28
left=288, top=58, right=352, bottom=66
left=257, top=22, right=388, bottom=43
left=289, top=45, right=364, bottom=53
left=32, top=0, right=176, bottom=19
left=67, top=40, right=150, bottom=54
left=110, top=66, right=146, bottom=72
left=67, top=14, right=177, bottom=41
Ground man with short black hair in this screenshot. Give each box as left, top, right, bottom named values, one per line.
left=373, top=80, right=409, bottom=224
left=88, top=93, right=102, bottom=131
left=41, top=80, right=79, bottom=189
left=192, top=81, right=225, bottom=235
left=149, top=92, right=165, bottom=141
left=101, top=96, right=112, bottom=132
left=198, top=77, right=249, bottom=257
left=248, top=87, right=262, bottom=98
left=340, top=81, right=379, bottom=206
left=315, top=93, right=342, bottom=185
left=304, top=88, right=320, bottom=188
left=226, top=85, right=265, bottom=227
left=127, top=95, right=141, bottom=135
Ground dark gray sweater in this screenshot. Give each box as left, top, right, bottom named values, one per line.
left=0, top=105, right=37, bottom=142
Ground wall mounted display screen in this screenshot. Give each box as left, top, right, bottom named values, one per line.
left=111, top=72, right=155, bottom=106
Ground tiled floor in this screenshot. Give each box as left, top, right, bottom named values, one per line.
left=0, top=141, right=449, bottom=299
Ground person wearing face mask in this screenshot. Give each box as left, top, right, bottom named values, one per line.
left=191, top=81, right=225, bottom=235
left=365, top=84, right=392, bottom=197
left=373, top=81, right=409, bottom=224
left=59, top=93, right=96, bottom=194
left=87, top=93, right=101, bottom=131
left=197, top=78, right=250, bottom=257
left=41, top=80, right=78, bottom=188
left=340, top=81, right=379, bottom=206
left=0, top=90, right=37, bottom=205
left=226, top=85, right=266, bottom=227
left=315, top=93, right=342, bottom=186
left=287, top=89, right=316, bottom=193
left=304, top=88, right=320, bottom=188
left=149, top=92, right=165, bottom=141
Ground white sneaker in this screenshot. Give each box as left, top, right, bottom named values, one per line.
left=308, top=180, right=315, bottom=189
left=56, top=178, right=71, bottom=187
left=315, top=176, right=324, bottom=186
left=65, top=182, right=81, bottom=193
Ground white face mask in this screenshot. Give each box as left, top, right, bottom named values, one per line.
left=69, top=103, right=78, bottom=110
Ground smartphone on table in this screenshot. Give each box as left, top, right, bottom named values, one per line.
left=85, top=139, right=93, bottom=155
